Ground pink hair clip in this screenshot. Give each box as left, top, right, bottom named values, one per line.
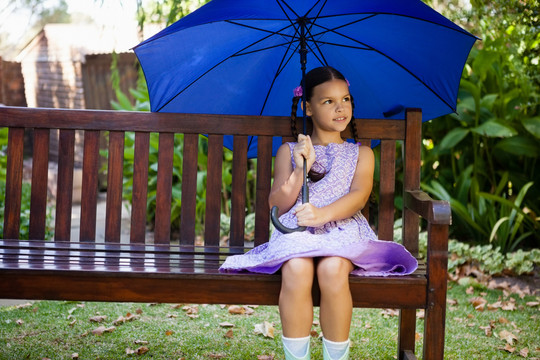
left=346, top=79, right=350, bottom=86
left=293, top=85, right=303, bottom=97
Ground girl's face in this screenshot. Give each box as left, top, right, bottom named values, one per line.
left=305, top=79, right=352, bottom=134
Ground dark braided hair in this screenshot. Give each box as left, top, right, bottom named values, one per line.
left=290, top=66, right=358, bottom=182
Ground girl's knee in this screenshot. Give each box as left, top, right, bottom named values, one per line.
left=281, top=258, right=314, bottom=288
left=317, top=257, right=352, bottom=290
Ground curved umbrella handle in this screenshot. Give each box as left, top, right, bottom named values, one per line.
left=270, top=159, right=309, bottom=234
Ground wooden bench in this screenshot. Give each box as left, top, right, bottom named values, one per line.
left=0, top=106, right=450, bottom=359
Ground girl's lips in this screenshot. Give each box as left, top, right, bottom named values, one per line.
left=333, top=117, right=347, bottom=122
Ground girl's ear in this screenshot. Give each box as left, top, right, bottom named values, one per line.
left=304, top=101, right=312, bottom=117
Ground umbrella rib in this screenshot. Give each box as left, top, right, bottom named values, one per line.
left=225, top=20, right=296, bottom=40
left=304, top=0, right=329, bottom=66
left=156, top=26, right=293, bottom=112
left=316, top=22, right=457, bottom=112
left=309, top=12, right=477, bottom=39
left=259, top=41, right=300, bottom=115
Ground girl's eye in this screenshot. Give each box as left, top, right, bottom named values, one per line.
left=343, top=97, right=351, bottom=102
left=323, top=100, right=332, bottom=104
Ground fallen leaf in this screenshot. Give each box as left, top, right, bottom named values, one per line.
left=134, top=340, right=149, bottom=345
left=380, top=309, right=399, bottom=318
left=114, top=313, right=139, bottom=326
left=219, top=322, right=235, bottom=328
left=526, top=301, right=539, bottom=307
left=469, top=297, right=487, bottom=311
left=254, top=321, right=275, bottom=338
left=89, top=315, right=107, bottom=323
left=447, top=298, right=458, bottom=306
left=224, top=329, right=234, bottom=338
left=479, top=325, right=493, bottom=337
left=135, top=308, right=143, bottom=314
left=71, top=353, right=79, bottom=359
left=499, top=317, right=510, bottom=324
left=165, top=330, right=174, bottom=336
left=257, top=356, right=275, bottom=360
left=92, top=326, right=116, bottom=336
left=167, top=314, right=178, bottom=318
left=243, top=306, right=255, bottom=315
left=499, top=330, right=518, bottom=345
left=502, top=301, right=517, bottom=311
left=415, top=332, right=422, bottom=341
left=519, top=348, right=529, bottom=357
left=310, top=330, right=319, bottom=338
left=502, top=344, right=516, bottom=353
left=126, top=346, right=149, bottom=355
left=466, top=286, right=475, bottom=294
left=16, top=319, right=24, bottom=326
left=15, top=303, right=33, bottom=309
left=228, top=305, right=245, bottom=315
left=208, top=353, right=226, bottom=359
left=69, top=319, right=77, bottom=327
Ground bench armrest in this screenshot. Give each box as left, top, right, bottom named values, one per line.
left=404, top=190, right=451, bottom=225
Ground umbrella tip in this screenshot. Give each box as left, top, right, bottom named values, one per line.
left=383, top=105, right=404, bottom=118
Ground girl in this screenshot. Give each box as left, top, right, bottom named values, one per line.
left=220, top=67, right=417, bottom=360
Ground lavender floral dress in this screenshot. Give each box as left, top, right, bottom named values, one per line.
left=219, top=142, right=418, bottom=276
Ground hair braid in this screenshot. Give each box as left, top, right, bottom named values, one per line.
left=290, top=96, right=300, bottom=139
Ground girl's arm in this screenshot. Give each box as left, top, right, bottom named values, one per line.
left=293, top=145, right=374, bottom=227
left=269, top=135, right=315, bottom=217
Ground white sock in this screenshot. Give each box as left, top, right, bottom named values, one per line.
left=282, top=335, right=310, bottom=358
left=323, top=337, right=350, bottom=360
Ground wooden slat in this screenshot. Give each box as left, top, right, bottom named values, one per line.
left=230, top=136, right=248, bottom=247
left=154, top=133, right=174, bottom=244
left=80, top=130, right=100, bottom=242
left=0, top=107, right=406, bottom=139
left=54, top=129, right=75, bottom=242
left=204, top=135, right=223, bottom=247
left=130, top=132, right=150, bottom=244
left=423, top=223, right=449, bottom=360
left=105, top=131, right=124, bottom=243
left=254, top=136, right=272, bottom=246
left=3, top=128, right=24, bottom=239
left=402, top=109, right=422, bottom=256
left=29, top=129, right=50, bottom=240
left=378, top=140, right=396, bottom=241
left=180, top=134, right=199, bottom=245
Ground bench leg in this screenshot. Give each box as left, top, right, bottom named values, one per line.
left=423, top=223, right=449, bottom=360
left=398, top=309, right=416, bottom=360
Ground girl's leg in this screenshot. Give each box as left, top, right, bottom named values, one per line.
left=316, top=257, right=354, bottom=341
left=279, top=257, right=315, bottom=337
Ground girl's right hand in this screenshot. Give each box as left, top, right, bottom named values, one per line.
left=293, top=134, right=316, bottom=172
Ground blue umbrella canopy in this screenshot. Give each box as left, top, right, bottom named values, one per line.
left=134, top=0, right=477, bottom=157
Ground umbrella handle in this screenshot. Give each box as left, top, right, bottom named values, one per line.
left=270, top=159, right=309, bottom=234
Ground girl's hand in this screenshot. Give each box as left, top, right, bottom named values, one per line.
left=293, top=134, right=316, bottom=172
left=293, top=203, right=328, bottom=228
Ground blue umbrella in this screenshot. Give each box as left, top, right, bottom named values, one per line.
left=134, top=0, right=477, bottom=157
left=133, top=0, right=477, bottom=232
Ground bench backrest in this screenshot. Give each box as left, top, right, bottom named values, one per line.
left=0, top=107, right=421, bottom=255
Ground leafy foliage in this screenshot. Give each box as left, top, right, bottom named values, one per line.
left=420, top=0, right=540, bottom=250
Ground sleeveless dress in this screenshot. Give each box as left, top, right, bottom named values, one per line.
left=219, top=142, right=418, bottom=276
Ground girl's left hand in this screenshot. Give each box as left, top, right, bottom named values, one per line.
left=293, top=203, right=328, bottom=228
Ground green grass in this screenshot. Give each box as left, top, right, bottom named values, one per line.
left=0, top=282, right=538, bottom=360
